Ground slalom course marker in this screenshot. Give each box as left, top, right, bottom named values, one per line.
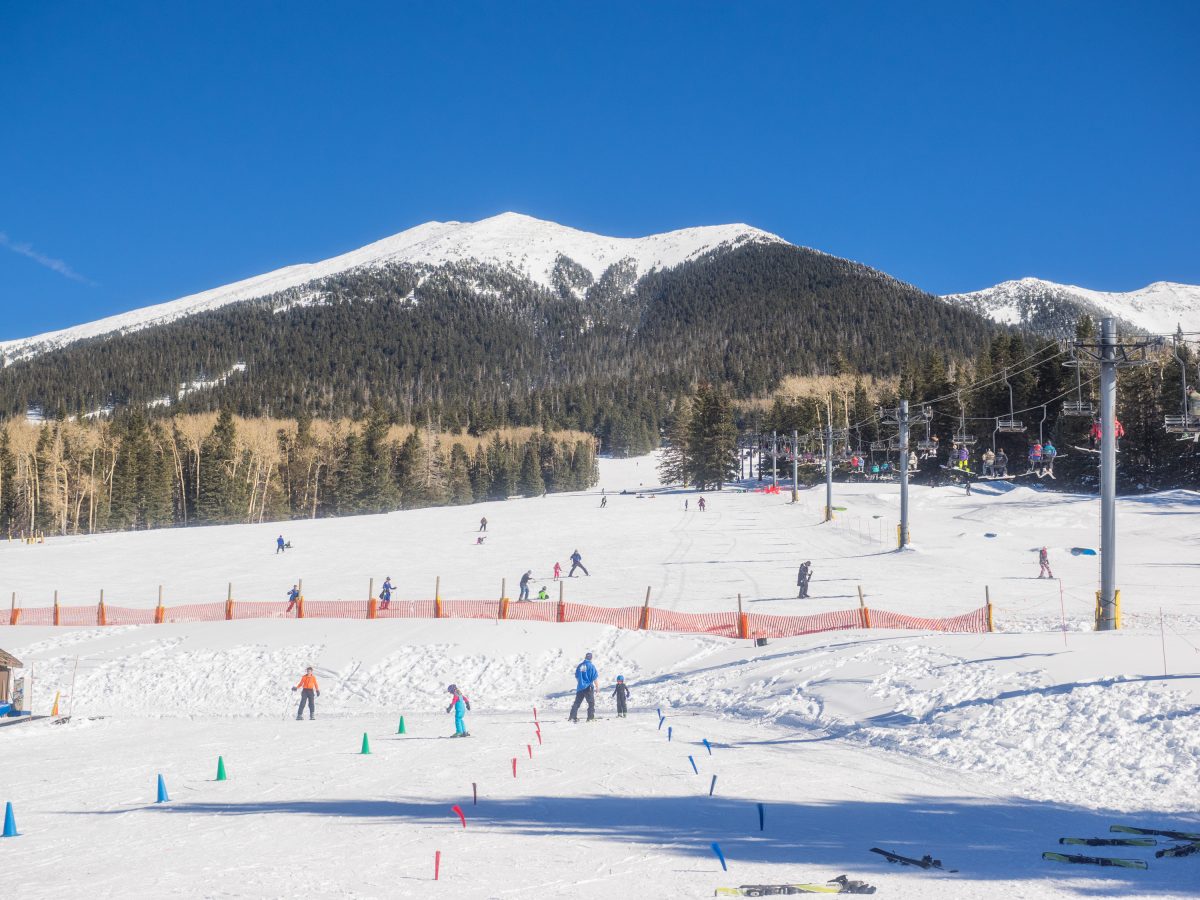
left=156, top=774, right=169, bottom=803
left=657, top=707, right=662, bottom=719
left=2, top=802, right=17, bottom=837
left=711, top=842, right=728, bottom=871
left=688, top=755, right=698, bottom=774
left=658, top=715, right=665, bottom=730
left=709, top=775, right=717, bottom=796
left=451, top=804, right=466, bottom=828
left=703, top=738, right=712, bottom=755
left=397, top=716, right=406, bottom=734
left=533, top=706, right=538, bottom=721
left=535, top=730, right=542, bottom=745
left=434, top=850, right=441, bottom=881
left=472, top=782, right=477, bottom=806
left=51, top=691, right=60, bottom=717
left=216, top=756, right=227, bottom=781
left=757, top=803, right=765, bottom=831
left=360, top=732, right=371, bottom=755
left=668, top=726, right=673, bottom=742
left=527, top=744, right=533, bottom=759
left=512, top=757, right=517, bottom=778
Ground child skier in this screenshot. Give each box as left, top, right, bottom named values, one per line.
left=286, top=584, right=300, bottom=613
left=446, top=684, right=471, bottom=737
left=537, top=585, right=550, bottom=600
left=379, top=577, right=393, bottom=610
left=1038, top=546, right=1054, bottom=579
left=611, top=675, right=630, bottom=718
left=552, top=561, right=562, bottom=580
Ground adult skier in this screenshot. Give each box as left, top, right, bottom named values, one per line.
left=697, top=496, right=707, bottom=511
left=1089, top=420, right=1125, bottom=448
left=956, top=444, right=970, bottom=470
left=479, top=516, right=488, bottom=532
left=1041, top=442, right=1057, bottom=474
left=797, top=561, right=812, bottom=598
left=379, top=577, right=393, bottom=610
left=981, top=448, right=995, bottom=477
left=568, top=652, right=598, bottom=722
left=292, top=666, right=319, bottom=720
left=600, top=496, right=607, bottom=508
left=276, top=534, right=286, bottom=554
left=518, top=569, right=533, bottom=602
left=611, top=675, right=630, bottom=718
left=568, top=549, right=589, bottom=577
left=446, top=684, right=470, bottom=737
left=994, top=449, right=1008, bottom=477
left=1038, top=546, right=1054, bottom=579
left=286, top=584, right=300, bottom=613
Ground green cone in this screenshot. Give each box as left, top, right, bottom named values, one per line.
left=216, top=756, right=227, bottom=781
left=361, top=732, right=371, bottom=754
left=397, top=716, right=406, bottom=735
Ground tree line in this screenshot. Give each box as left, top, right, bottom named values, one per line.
left=0, top=409, right=598, bottom=536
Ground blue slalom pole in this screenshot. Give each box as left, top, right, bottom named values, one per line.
left=658, top=715, right=665, bottom=730
left=703, top=738, right=712, bottom=755
left=688, top=755, right=698, bottom=774
left=757, top=802, right=764, bottom=831
left=2, top=802, right=17, bottom=837
left=667, top=726, right=673, bottom=742
left=156, top=774, right=169, bottom=803
left=710, top=842, right=728, bottom=871
left=709, top=775, right=717, bottom=796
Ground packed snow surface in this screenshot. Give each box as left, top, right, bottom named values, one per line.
left=943, top=276, right=1200, bottom=333
left=2, top=456, right=1199, bottom=899
left=0, top=213, right=785, bottom=362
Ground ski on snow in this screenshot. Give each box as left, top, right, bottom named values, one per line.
left=1110, top=825, right=1200, bottom=841
left=715, top=876, right=876, bottom=896
left=868, top=848, right=957, bottom=872
left=1059, top=837, right=1155, bottom=847
left=1042, top=852, right=1148, bottom=870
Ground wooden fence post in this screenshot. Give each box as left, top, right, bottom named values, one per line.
left=985, top=586, right=994, bottom=632
left=54, top=590, right=60, bottom=626
left=640, top=587, right=651, bottom=630
left=297, top=578, right=304, bottom=619
left=368, top=578, right=376, bottom=619
left=155, top=585, right=165, bottom=624
left=98, top=589, right=106, bottom=626
left=737, top=593, right=749, bottom=640
left=9, top=591, right=18, bottom=626
left=225, top=582, right=234, bottom=620
left=857, top=584, right=871, bottom=629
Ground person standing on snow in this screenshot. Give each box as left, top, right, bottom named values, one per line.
left=568, top=549, right=589, bottom=577
left=698, top=496, right=707, bottom=511
left=600, top=496, right=607, bottom=508
left=552, top=561, right=562, bottom=580
left=276, top=534, right=286, bottom=554
left=379, top=577, right=394, bottom=610
left=797, top=561, right=812, bottom=598
left=292, top=667, right=319, bottom=720
left=446, top=684, right=471, bottom=737
left=479, top=516, right=488, bottom=533
left=1038, top=546, right=1054, bottom=579
left=569, top=652, right=598, bottom=722
left=286, top=584, right=300, bottom=613
left=518, top=569, right=533, bottom=602
left=611, top=675, right=630, bottom=718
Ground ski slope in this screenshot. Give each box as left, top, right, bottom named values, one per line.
left=2, top=456, right=1199, bottom=899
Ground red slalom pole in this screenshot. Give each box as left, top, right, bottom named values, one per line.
left=535, top=730, right=542, bottom=745
left=451, top=804, right=466, bottom=828
left=533, top=706, right=538, bottom=721
left=434, top=850, right=441, bottom=881
left=512, top=757, right=517, bottom=778
left=527, top=743, right=533, bottom=759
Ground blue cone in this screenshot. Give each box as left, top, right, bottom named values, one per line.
left=156, top=774, right=169, bottom=803
left=2, top=802, right=17, bottom=837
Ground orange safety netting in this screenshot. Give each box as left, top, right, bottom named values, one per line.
left=746, top=608, right=863, bottom=639
left=505, top=601, right=559, bottom=622
left=105, top=606, right=158, bottom=626
left=376, top=600, right=438, bottom=619
left=161, top=602, right=227, bottom=624
left=647, top=608, right=741, bottom=637
left=564, top=603, right=644, bottom=630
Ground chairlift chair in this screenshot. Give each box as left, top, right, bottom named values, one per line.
left=1163, top=338, right=1200, bottom=439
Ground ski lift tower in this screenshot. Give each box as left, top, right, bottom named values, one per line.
left=1071, top=318, right=1160, bottom=630
left=879, top=401, right=914, bottom=548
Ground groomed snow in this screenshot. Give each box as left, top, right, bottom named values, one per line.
left=0, top=214, right=786, bottom=362
left=2, top=455, right=1199, bottom=899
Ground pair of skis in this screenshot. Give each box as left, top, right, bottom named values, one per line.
left=868, top=848, right=957, bottom=872
left=1112, top=824, right=1200, bottom=860
left=1045, top=824, right=1200, bottom=869
left=715, top=875, right=875, bottom=896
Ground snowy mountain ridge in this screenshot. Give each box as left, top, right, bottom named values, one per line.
left=942, top=276, right=1200, bottom=336
left=0, top=213, right=787, bottom=364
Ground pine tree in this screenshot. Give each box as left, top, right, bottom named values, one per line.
left=196, top=410, right=245, bottom=523
left=447, top=443, right=474, bottom=505
left=657, top=395, right=693, bottom=486
left=518, top=444, right=545, bottom=497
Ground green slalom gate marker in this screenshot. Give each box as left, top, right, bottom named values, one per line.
left=361, top=732, right=371, bottom=755
left=398, top=716, right=406, bottom=734
left=216, top=756, right=227, bottom=781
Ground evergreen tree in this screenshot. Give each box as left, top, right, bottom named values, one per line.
left=518, top=444, right=545, bottom=497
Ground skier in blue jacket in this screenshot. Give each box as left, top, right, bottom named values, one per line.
left=379, top=577, right=393, bottom=610
left=569, top=652, right=598, bottom=722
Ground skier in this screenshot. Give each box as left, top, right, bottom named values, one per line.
left=697, top=496, right=707, bottom=511
left=1089, top=420, right=1125, bottom=448
left=1038, top=546, right=1054, bottom=579
left=956, top=444, right=970, bottom=470
left=537, top=585, right=550, bottom=600
left=684, top=499, right=689, bottom=510
left=446, top=684, right=470, bottom=737
left=1028, top=442, right=1043, bottom=473
left=981, top=448, right=995, bottom=477
left=518, top=569, right=533, bottom=602
left=994, top=449, right=1008, bottom=477
left=600, top=496, right=607, bottom=508
left=379, top=577, right=393, bottom=611
left=797, top=561, right=812, bottom=599
left=479, top=516, right=488, bottom=533
left=292, top=666, right=319, bottom=720
left=276, top=534, right=286, bottom=554
left=1041, top=442, right=1057, bottom=475
left=286, top=584, right=300, bottom=613
left=552, top=561, right=562, bottom=580
left=611, top=675, right=630, bottom=718
left=568, top=549, right=589, bottom=577
left=568, top=652, right=598, bottom=722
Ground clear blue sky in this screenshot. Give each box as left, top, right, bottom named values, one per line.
left=2, top=2, right=1197, bottom=339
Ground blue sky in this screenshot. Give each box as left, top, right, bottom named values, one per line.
left=1, top=2, right=1197, bottom=339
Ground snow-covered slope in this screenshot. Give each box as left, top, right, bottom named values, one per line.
left=0, top=213, right=786, bottom=363
left=942, top=277, right=1200, bottom=335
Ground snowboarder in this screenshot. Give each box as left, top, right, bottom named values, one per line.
left=518, top=569, right=533, bottom=602
left=698, top=496, right=707, bottom=511
left=568, top=549, right=589, bottom=577
left=552, top=561, right=562, bottom=580
left=276, top=534, right=286, bottom=554
left=797, top=561, right=812, bottom=599
left=994, top=449, right=1008, bottom=477
left=286, top=584, right=300, bottom=613
left=569, top=652, right=598, bottom=722
left=1038, top=546, right=1054, bottom=579
left=611, top=675, right=630, bottom=717
left=292, top=667, right=319, bottom=720
left=537, top=585, right=550, bottom=600
left=600, top=496, right=607, bottom=508
left=379, top=577, right=393, bottom=610
left=981, top=448, right=995, bottom=477
left=446, top=684, right=470, bottom=737
left=479, top=516, right=488, bottom=533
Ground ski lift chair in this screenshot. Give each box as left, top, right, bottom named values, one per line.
left=996, top=417, right=1026, bottom=433
left=952, top=429, right=976, bottom=447
left=1061, top=400, right=1096, bottom=418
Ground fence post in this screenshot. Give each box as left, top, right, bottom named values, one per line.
left=54, top=590, right=60, bottom=626
left=98, top=589, right=106, bottom=626
left=367, top=578, right=376, bottom=619
left=226, top=583, right=234, bottom=620
left=435, top=576, right=441, bottom=604
left=9, top=592, right=18, bottom=626
left=556, top=591, right=565, bottom=623
left=857, top=585, right=871, bottom=629
left=155, top=585, right=165, bottom=624
left=985, top=586, right=994, bottom=633
left=297, top=579, right=305, bottom=619
left=640, top=587, right=651, bottom=630
left=737, top=593, right=749, bottom=640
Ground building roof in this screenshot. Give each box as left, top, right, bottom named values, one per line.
left=0, top=649, right=23, bottom=668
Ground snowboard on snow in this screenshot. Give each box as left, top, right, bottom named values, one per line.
left=715, top=876, right=876, bottom=896
left=1042, top=851, right=1147, bottom=870
left=868, top=848, right=957, bottom=872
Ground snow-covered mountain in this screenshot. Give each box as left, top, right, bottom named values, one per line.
left=942, top=277, right=1200, bottom=337
left=0, top=213, right=786, bottom=364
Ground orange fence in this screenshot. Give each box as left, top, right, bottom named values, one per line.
left=5, top=596, right=993, bottom=638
